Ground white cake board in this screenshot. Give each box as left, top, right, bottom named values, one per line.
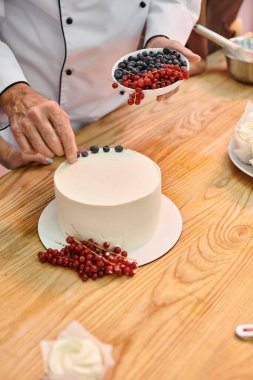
left=38, top=195, right=182, bottom=266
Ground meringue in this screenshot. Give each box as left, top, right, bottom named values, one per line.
left=234, top=102, right=253, bottom=166
left=48, top=336, right=104, bottom=380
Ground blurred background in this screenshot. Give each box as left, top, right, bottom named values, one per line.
left=188, top=0, right=253, bottom=75
left=238, top=0, right=253, bottom=34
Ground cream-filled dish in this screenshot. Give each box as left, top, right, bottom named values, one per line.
left=234, top=120, right=253, bottom=166
left=54, top=146, right=161, bottom=250
left=234, top=102, right=253, bottom=166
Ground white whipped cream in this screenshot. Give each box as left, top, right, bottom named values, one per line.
left=237, top=121, right=253, bottom=141
left=235, top=121, right=253, bottom=165
left=48, top=336, right=104, bottom=380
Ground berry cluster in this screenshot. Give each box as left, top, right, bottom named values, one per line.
left=112, top=48, right=189, bottom=105
left=37, top=236, right=138, bottom=282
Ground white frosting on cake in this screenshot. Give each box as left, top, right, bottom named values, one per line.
left=54, top=148, right=161, bottom=250
left=48, top=336, right=104, bottom=379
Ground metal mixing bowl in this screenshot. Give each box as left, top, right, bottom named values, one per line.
left=224, top=36, right=253, bottom=84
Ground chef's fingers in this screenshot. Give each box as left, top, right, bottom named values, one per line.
left=21, top=120, right=55, bottom=158
left=77, top=146, right=86, bottom=153
left=166, top=40, right=200, bottom=63
left=45, top=102, right=77, bottom=163
left=146, top=37, right=201, bottom=64
left=11, top=124, right=36, bottom=154
left=28, top=105, right=64, bottom=156
left=21, top=152, right=54, bottom=166
left=5, top=149, right=53, bottom=169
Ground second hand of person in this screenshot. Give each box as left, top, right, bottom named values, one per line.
left=146, top=37, right=201, bottom=101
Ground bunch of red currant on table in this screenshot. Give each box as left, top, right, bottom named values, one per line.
left=37, top=236, right=138, bottom=282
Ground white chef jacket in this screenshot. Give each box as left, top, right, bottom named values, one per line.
left=0, top=0, right=201, bottom=143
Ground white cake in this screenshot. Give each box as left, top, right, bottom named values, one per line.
left=54, top=147, right=161, bottom=250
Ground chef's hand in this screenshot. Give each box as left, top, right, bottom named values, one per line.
left=0, top=136, right=53, bottom=169
left=0, top=83, right=77, bottom=163
left=146, top=37, right=201, bottom=102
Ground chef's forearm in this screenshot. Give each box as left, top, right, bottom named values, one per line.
left=0, top=82, right=30, bottom=117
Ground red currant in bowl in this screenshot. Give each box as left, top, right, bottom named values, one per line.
left=111, top=48, right=189, bottom=105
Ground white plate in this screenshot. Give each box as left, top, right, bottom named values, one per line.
left=228, top=137, right=253, bottom=177
left=38, top=195, right=183, bottom=267
left=112, top=48, right=189, bottom=101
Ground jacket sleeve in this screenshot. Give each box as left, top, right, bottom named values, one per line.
left=0, top=41, right=29, bottom=95
left=0, top=1, right=28, bottom=129
left=0, top=1, right=28, bottom=94
left=144, top=0, right=202, bottom=46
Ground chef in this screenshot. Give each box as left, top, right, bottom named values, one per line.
left=0, top=0, right=201, bottom=167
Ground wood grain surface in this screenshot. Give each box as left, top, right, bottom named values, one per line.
left=0, top=51, right=253, bottom=380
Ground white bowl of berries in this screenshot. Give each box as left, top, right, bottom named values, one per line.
left=112, top=48, right=189, bottom=105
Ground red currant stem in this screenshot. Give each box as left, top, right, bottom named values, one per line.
left=68, top=226, right=80, bottom=238
left=69, top=225, right=137, bottom=262
left=55, top=241, right=66, bottom=247
left=81, top=238, right=136, bottom=262
left=71, top=236, right=114, bottom=265
left=55, top=239, right=106, bottom=265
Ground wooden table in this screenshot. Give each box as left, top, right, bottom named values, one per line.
left=1, top=52, right=253, bottom=380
